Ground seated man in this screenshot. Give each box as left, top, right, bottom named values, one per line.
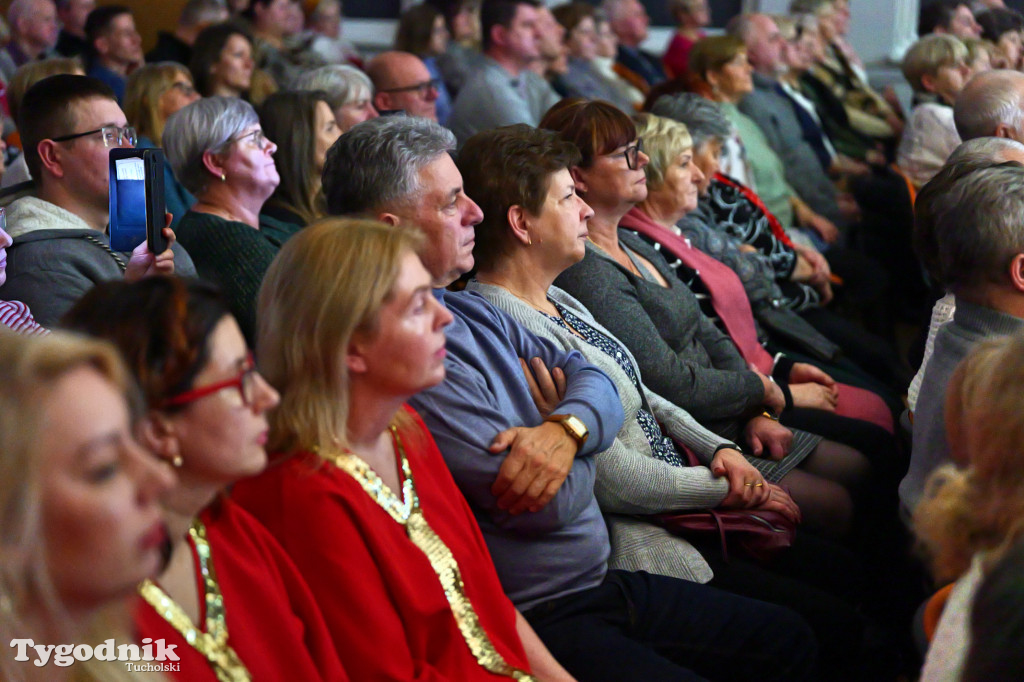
left=145, top=0, right=228, bottom=66
left=322, top=115, right=816, bottom=680
left=919, top=0, right=982, bottom=39
left=601, top=0, right=664, bottom=90
left=0, top=0, right=58, bottom=83
left=84, top=4, right=143, bottom=103
left=448, top=0, right=559, bottom=146
left=365, top=50, right=440, bottom=121
left=54, top=0, right=94, bottom=58
left=954, top=68, right=1024, bottom=142
left=0, top=75, right=193, bottom=326
left=903, top=159, right=1024, bottom=516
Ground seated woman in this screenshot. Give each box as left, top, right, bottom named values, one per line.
left=542, top=98, right=872, bottom=539
left=915, top=331, right=1024, bottom=681
left=293, top=64, right=379, bottom=132
left=0, top=221, right=45, bottom=334
left=190, top=23, right=257, bottom=100
left=460, top=123, right=886, bottom=678
left=395, top=3, right=454, bottom=125
left=164, top=96, right=281, bottom=344
left=257, top=90, right=341, bottom=239
left=976, top=7, right=1023, bottom=70
left=230, top=219, right=571, bottom=680
left=550, top=2, right=635, bottom=113
left=61, top=277, right=348, bottom=682
left=124, top=62, right=201, bottom=229
left=0, top=329, right=173, bottom=681
left=897, top=35, right=969, bottom=187
left=662, top=0, right=709, bottom=80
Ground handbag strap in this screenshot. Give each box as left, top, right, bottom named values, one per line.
left=707, top=509, right=730, bottom=563
left=81, top=234, right=127, bottom=273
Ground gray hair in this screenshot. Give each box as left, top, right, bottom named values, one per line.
left=927, top=164, right=1024, bottom=291
left=650, top=92, right=732, bottom=150
left=954, top=70, right=1024, bottom=141
left=323, top=115, right=456, bottom=216
left=179, top=0, right=228, bottom=27
left=599, top=0, right=630, bottom=22
left=947, top=136, right=1024, bottom=165
left=163, top=96, right=259, bottom=196
left=8, top=0, right=50, bottom=27
left=725, top=13, right=758, bottom=42
left=293, top=64, right=373, bottom=112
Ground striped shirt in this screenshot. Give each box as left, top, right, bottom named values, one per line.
left=0, top=300, right=46, bottom=335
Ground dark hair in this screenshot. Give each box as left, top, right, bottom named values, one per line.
left=259, top=90, right=330, bottom=225
left=918, top=0, right=965, bottom=35
left=395, top=3, right=444, bottom=56
left=425, top=0, right=479, bottom=34
left=551, top=1, right=595, bottom=34
left=190, top=21, right=254, bottom=97
left=458, top=124, right=581, bottom=271
left=19, top=74, right=117, bottom=182
left=964, top=536, right=1024, bottom=682
left=539, top=97, right=636, bottom=168
left=85, top=5, right=132, bottom=45
left=60, top=277, right=231, bottom=411
left=481, top=0, right=540, bottom=52
left=976, top=7, right=1024, bottom=42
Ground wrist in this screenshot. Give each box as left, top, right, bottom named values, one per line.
left=543, top=413, right=588, bottom=450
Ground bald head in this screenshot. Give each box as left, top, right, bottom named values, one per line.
left=366, top=51, right=438, bottom=120
left=955, top=69, right=1024, bottom=141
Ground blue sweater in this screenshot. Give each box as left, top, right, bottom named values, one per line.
left=409, top=289, right=624, bottom=611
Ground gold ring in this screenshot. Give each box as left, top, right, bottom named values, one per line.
left=754, top=482, right=764, bottom=487
left=744, top=482, right=754, bottom=486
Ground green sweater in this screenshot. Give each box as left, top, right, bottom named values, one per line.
left=175, top=210, right=279, bottom=344
left=721, top=101, right=795, bottom=231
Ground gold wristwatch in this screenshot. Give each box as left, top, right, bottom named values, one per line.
left=544, top=413, right=589, bottom=447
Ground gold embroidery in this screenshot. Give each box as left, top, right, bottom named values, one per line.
left=321, top=426, right=535, bottom=681
left=138, top=520, right=251, bottom=682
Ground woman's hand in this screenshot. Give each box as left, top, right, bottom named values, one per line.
left=125, top=218, right=176, bottom=282
left=711, top=447, right=770, bottom=508
left=752, top=368, right=786, bottom=415
left=751, top=483, right=802, bottom=524
left=790, top=382, right=838, bottom=411
left=520, top=356, right=566, bottom=418
left=788, top=362, right=835, bottom=388
left=743, top=415, right=792, bottom=460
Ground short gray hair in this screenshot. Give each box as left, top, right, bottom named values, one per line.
left=929, top=164, right=1024, bottom=291
left=947, top=136, right=1024, bottom=165
left=954, top=69, right=1024, bottom=141
left=293, top=64, right=373, bottom=112
left=179, top=0, right=228, bottom=27
left=650, top=92, right=731, bottom=150
left=163, top=96, right=259, bottom=196
left=323, top=116, right=456, bottom=216
left=8, top=0, right=51, bottom=28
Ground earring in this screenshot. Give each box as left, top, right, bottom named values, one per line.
left=164, top=454, right=183, bottom=469
left=527, top=234, right=533, bottom=245
left=220, top=173, right=226, bottom=182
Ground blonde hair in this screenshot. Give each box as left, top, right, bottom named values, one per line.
left=8, top=57, right=83, bottom=126
left=124, top=62, right=195, bottom=147
left=914, top=332, right=1024, bottom=583
left=257, top=219, right=424, bottom=455
left=0, top=329, right=154, bottom=682
left=902, top=33, right=968, bottom=93
left=632, top=112, right=693, bottom=191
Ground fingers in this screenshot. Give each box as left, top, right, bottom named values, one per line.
left=163, top=213, right=173, bottom=230
left=552, top=366, right=567, bottom=402
left=748, top=433, right=763, bottom=457
left=530, top=357, right=559, bottom=405
left=161, top=225, right=177, bottom=250
left=520, top=358, right=545, bottom=409
left=489, top=428, right=516, bottom=453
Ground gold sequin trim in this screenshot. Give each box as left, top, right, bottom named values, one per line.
left=321, top=426, right=535, bottom=681
left=138, top=519, right=251, bottom=682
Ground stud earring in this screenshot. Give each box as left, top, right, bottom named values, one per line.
left=220, top=173, right=226, bottom=182
left=164, top=454, right=183, bottom=469
left=527, top=234, right=533, bottom=245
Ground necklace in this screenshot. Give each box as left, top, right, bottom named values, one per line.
left=139, top=520, right=251, bottom=682
left=319, top=426, right=535, bottom=681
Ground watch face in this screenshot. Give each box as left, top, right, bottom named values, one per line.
left=564, top=415, right=588, bottom=439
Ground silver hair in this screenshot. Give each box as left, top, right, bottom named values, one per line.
left=650, top=92, right=732, bottom=151
left=954, top=70, right=1024, bottom=141
left=179, top=0, right=228, bottom=27
left=323, top=115, right=456, bottom=216
left=8, top=0, right=51, bottom=27
left=599, top=0, right=631, bottom=22
left=932, top=164, right=1024, bottom=291
left=947, top=136, right=1024, bottom=165
left=163, top=96, right=259, bottom=196
left=293, top=64, right=373, bottom=112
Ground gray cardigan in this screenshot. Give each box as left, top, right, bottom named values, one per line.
left=467, top=280, right=730, bottom=582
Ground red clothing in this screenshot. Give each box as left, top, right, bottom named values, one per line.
left=134, top=499, right=347, bottom=682
left=231, top=406, right=531, bottom=681
left=663, top=31, right=703, bottom=80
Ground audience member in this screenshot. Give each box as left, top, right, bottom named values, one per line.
left=54, top=0, right=94, bottom=58
left=365, top=51, right=440, bottom=120
left=551, top=2, right=634, bottom=112
left=975, top=6, right=1024, bottom=67
left=0, top=0, right=59, bottom=83
left=531, top=5, right=568, bottom=84
left=163, top=96, right=279, bottom=343
left=897, top=34, right=969, bottom=187
left=258, top=90, right=340, bottom=235
left=663, top=0, right=709, bottom=79
left=0, top=75, right=189, bottom=326
left=602, top=0, right=664, bottom=90
left=146, top=0, right=229, bottom=66
left=84, top=5, right=143, bottom=103
left=123, top=62, right=201, bottom=228
left=429, top=0, right=481, bottom=95
left=0, top=329, right=173, bottom=681
left=914, top=331, right=1024, bottom=680
left=307, top=0, right=363, bottom=67
left=903, top=162, right=1024, bottom=514
left=448, top=0, right=559, bottom=145
left=244, top=0, right=300, bottom=88
left=592, top=9, right=645, bottom=106
left=962, top=35, right=995, bottom=73
left=190, top=22, right=255, bottom=99
left=954, top=68, right=1024, bottom=140
left=293, top=64, right=378, bottom=131
left=963, top=535, right=1024, bottom=682
left=63, top=276, right=349, bottom=682
left=320, top=111, right=816, bottom=682
left=919, top=0, right=983, bottom=37
left=0, top=222, right=46, bottom=334
left=394, top=5, right=454, bottom=124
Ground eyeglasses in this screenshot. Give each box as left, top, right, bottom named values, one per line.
left=51, top=124, right=137, bottom=148
left=379, top=78, right=441, bottom=96
left=217, top=128, right=271, bottom=152
left=161, top=353, right=262, bottom=408
left=620, top=138, right=644, bottom=170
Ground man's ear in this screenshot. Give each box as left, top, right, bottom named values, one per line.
left=490, top=23, right=507, bottom=50
left=137, top=411, right=181, bottom=464
left=507, top=205, right=532, bottom=245
left=373, top=92, right=391, bottom=113
left=94, top=35, right=111, bottom=59
left=376, top=211, right=401, bottom=227
left=1009, top=253, right=1024, bottom=293
left=36, top=140, right=65, bottom=179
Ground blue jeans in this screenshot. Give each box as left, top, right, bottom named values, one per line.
left=523, top=570, right=816, bottom=682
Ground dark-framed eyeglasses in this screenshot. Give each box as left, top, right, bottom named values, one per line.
left=621, top=138, right=644, bottom=170
left=51, top=124, right=137, bottom=148
left=160, top=353, right=261, bottom=408
left=380, top=78, right=441, bottom=96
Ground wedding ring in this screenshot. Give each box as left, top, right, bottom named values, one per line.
left=754, top=482, right=764, bottom=487
left=744, top=482, right=754, bottom=487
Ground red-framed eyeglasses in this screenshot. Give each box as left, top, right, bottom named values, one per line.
left=161, top=353, right=259, bottom=408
